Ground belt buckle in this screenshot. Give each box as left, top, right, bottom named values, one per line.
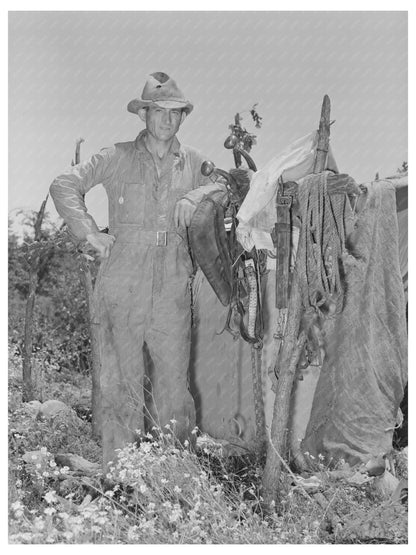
left=156, top=231, right=167, bottom=247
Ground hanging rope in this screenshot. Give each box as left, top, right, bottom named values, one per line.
left=297, top=170, right=347, bottom=319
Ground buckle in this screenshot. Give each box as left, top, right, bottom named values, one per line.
left=156, top=231, right=167, bottom=247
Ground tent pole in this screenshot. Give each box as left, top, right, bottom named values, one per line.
left=261, top=95, right=331, bottom=510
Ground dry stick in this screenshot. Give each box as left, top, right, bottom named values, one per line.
left=78, top=256, right=102, bottom=438
left=72, top=138, right=102, bottom=438
left=261, top=95, right=331, bottom=510
left=22, top=195, right=49, bottom=402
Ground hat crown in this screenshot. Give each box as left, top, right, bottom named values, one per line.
left=127, top=72, right=193, bottom=115
left=142, top=72, right=186, bottom=102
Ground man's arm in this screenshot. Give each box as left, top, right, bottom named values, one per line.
left=174, top=148, right=227, bottom=228
left=50, top=147, right=116, bottom=257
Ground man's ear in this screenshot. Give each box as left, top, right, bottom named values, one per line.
left=138, top=108, right=147, bottom=122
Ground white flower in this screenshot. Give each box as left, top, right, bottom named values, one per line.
left=44, top=507, right=56, bottom=516
left=34, top=518, right=45, bottom=530
left=139, top=484, right=148, bottom=494
left=44, top=490, right=57, bottom=504
left=173, top=485, right=182, bottom=494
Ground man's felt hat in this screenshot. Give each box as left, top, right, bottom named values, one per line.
left=127, top=72, right=194, bottom=115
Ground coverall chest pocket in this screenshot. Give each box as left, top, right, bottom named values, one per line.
left=117, top=182, right=145, bottom=224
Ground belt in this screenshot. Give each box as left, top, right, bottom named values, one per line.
left=112, top=226, right=184, bottom=246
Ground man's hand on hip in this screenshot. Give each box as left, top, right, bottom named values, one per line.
left=86, top=232, right=115, bottom=259
left=174, top=198, right=197, bottom=228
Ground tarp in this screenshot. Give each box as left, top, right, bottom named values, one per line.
left=301, top=180, right=408, bottom=465
left=236, top=130, right=338, bottom=252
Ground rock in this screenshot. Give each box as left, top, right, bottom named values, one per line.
left=373, top=470, right=400, bottom=498
left=38, top=400, right=77, bottom=421
left=22, top=400, right=42, bottom=418
left=365, top=454, right=386, bottom=477
left=54, top=453, right=100, bottom=475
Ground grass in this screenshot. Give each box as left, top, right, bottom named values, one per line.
left=8, top=346, right=408, bottom=544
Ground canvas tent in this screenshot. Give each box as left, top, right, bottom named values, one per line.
left=189, top=135, right=408, bottom=465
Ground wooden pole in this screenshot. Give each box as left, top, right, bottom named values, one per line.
left=22, top=195, right=49, bottom=402
left=72, top=138, right=102, bottom=438
left=261, top=95, right=331, bottom=510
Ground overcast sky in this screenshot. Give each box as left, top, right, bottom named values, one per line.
left=8, top=11, right=407, bottom=228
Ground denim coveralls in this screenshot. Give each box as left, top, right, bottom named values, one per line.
left=50, top=130, right=221, bottom=467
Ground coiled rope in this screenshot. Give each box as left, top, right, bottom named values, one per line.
left=297, top=171, right=347, bottom=319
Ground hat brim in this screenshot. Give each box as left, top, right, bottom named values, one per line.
left=127, top=98, right=193, bottom=115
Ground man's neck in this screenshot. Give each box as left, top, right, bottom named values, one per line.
left=144, top=133, right=173, bottom=161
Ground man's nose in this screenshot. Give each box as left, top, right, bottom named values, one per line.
left=162, top=111, right=172, bottom=124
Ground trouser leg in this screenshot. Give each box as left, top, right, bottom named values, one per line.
left=145, top=280, right=196, bottom=443
left=98, top=276, right=147, bottom=470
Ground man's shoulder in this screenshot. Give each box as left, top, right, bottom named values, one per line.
left=113, top=139, right=137, bottom=153
left=98, top=140, right=137, bottom=161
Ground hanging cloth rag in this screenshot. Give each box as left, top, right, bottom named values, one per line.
left=301, top=180, right=408, bottom=465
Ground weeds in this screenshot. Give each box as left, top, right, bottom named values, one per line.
left=8, top=347, right=408, bottom=544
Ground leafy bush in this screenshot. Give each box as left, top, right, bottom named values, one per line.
left=9, top=214, right=98, bottom=374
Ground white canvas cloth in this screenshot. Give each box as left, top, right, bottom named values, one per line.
left=236, top=130, right=337, bottom=252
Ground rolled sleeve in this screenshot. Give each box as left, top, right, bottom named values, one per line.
left=50, top=147, right=115, bottom=240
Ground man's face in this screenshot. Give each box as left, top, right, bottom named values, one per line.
left=144, top=105, right=184, bottom=143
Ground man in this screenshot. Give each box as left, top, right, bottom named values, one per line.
left=50, top=72, right=224, bottom=468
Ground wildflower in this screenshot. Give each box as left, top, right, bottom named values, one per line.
left=11, top=501, right=24, bottom=518
left=49, top=460, right=57, bottom=468
left=139, top=484, right=148, bottom=494
left=34, top=518, right=45, bottom=530
left=170, top=505, right=183, bottom=524
left=161, top=478, right=168, bottom=484
left=104, top=490, right=114, bottom=498
left=44, top=507, right=56, bottom=516
left=44, top=490, right=58, bottom=504
left=40, top=447, right=48, bottom=455
left=173, top=485, right=182, bottom=494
